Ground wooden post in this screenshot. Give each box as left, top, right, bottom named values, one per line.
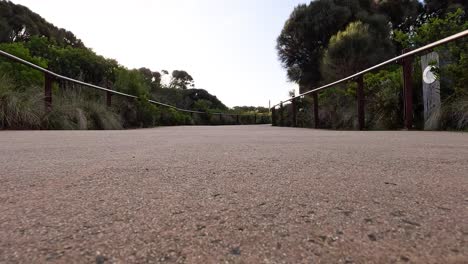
left=105, top=81, right=113, bottom=107
left=44, top=73, right=53, bottom=111
left=313, top=93, right=319, bottom=129
left=254, top=114, right=257, bottom=124
left=421, top=52, right=441, bottom=130
left=292, top=98, right=297, bottom=127
left=236, top=114, right=240, bottom=124
left=280, top=102, right=284, bottom=126
left=106, top=91, right=112, bottom=107
left=402, top=49, right=414, bottom=129
left=356, top=75, right=365, bottom=130
left=271, top=108, right=276, bottom=126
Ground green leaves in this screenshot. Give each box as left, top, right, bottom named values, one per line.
left=169, top=70, right=194, bottom=90
left=321, top=21, right=394, bottom=81
left=0, top=41, right=47, bottom=87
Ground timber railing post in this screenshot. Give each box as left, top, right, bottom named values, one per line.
left=292, top=98, right=297, bottom=127
left=356, top=75, right=365, bottom=130
left=236, top=114, right=240, bottom=125
left=312, top=92, right=319, bottom=129
left=106, top=91, right=112, bottom=107
left=402, top=49, right=414, bottom=129
left=254, top=114, right=257, bottom=124
left=279, top=102, right=284, bottom=126
left=44, top=73, right=53, bottom=111
left=271, top=108, right=276, bottom=126
left=105, top=80, right=113, bottom=107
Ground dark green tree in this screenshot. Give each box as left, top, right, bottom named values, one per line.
left=424, top=0, right=467, bottom=17
left=321, top=21, right=394, bottom=80
left=138, top=67, right=162, bottom=91
left=170, top=70, right=194, bottom=90
left=0, top=0, right=84, bottom=47
left=276, top=0, right=406, bottom=93
left=375, top=0, right=423, bottom=31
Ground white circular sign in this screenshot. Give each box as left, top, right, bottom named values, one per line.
left=423, top=66, right=437, bottom=84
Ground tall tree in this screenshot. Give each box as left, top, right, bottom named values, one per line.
left=169, top=70, right=194, bottom=90
left=375, top=0, right=423, bottom=31
left=0, top=0, right=84, bottom=47
left=424, top=0, right=467, bottom=17
left=277, top=0, right=403, bottom=93
left=138, top=67, right=162, bottom=91
left=321, top=21, right=394, bottom=80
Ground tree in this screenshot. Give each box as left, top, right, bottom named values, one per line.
left=114, top=68, right=149, bottom=96
left=0, top=0, right=84, bottom=47
left=277, top=0, right=403, bottom=93
left=424, top=0, right=467, bottom=17
left=374, top=0, right=423, bottom=31
left=277, top=1, right=353, bottom=92
left=0, top=42, right=47, bottom=87
left=138, top=67, right=162, bottom=91
left=321, top=21, right=394, bottom=80
left=169, top=70, right=194, bottom=90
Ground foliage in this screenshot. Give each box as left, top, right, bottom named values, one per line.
left=374, top=0, right=422, bottom=31
left=0, top=42, right=47, bottom=86
left=423, top=0, right=467, bottom=17
left=139, top=67, right=162, bottom=91
left=114, top=67, right=149, bottom=96
left=169, top=70, right=194, bottom=90
left=276, top=0, right=410, bottom=92
left=0, top=0, right=272, bottom=130
left=321, top=21, right=394, bottom=80
left=0, top=0, right=84, bottom=47
left=0, top=74, right=43, bottom=129
left=45, top=89, right=122, bottom=130
left=364, top=68, right=404, bottom=129
left=232, top=106, right=269, bottom=114
left=278, top=1, right=467, bottom=131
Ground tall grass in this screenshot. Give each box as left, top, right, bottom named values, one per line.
left=0, top=76, right=122, bottom=130
left=44, top=88, right=123, bottom=130
left=0, top=75, right=43, bottom=129
left=426, top=95, right=468, bottom=131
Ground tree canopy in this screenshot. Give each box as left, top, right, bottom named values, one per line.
left=0, top=0, right=84, bottom=47
left=170, top=70, right=195, bottom=90
left=276, top=0, right=422, bottom=93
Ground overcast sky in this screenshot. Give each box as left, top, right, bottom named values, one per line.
left=11, top=0, right=308, bottom=107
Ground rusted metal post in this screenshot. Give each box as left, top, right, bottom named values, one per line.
left=312, top=93, right=319, bottom=129
left=292, top=98, right=297, bottom=127
left=356, top=75, right=365, bottom=130
left=402, top=49, right=414, bottom=129
left=279, top=102, right=284, bottom=126
left=44, top=73, right=53, bottom=111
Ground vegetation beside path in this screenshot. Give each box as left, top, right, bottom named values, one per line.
left=0, top=1, right=270, bottom=130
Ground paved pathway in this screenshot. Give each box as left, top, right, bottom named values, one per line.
left=0, top=126, right=467, bottom=263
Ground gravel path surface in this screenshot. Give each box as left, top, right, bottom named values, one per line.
left=0, top=125, right=467, bottom=263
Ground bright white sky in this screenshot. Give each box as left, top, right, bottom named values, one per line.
left=11, top=0, right=308, bottom=107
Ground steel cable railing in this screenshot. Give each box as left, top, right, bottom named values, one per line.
left=271, top=29, right=468, bottom=130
